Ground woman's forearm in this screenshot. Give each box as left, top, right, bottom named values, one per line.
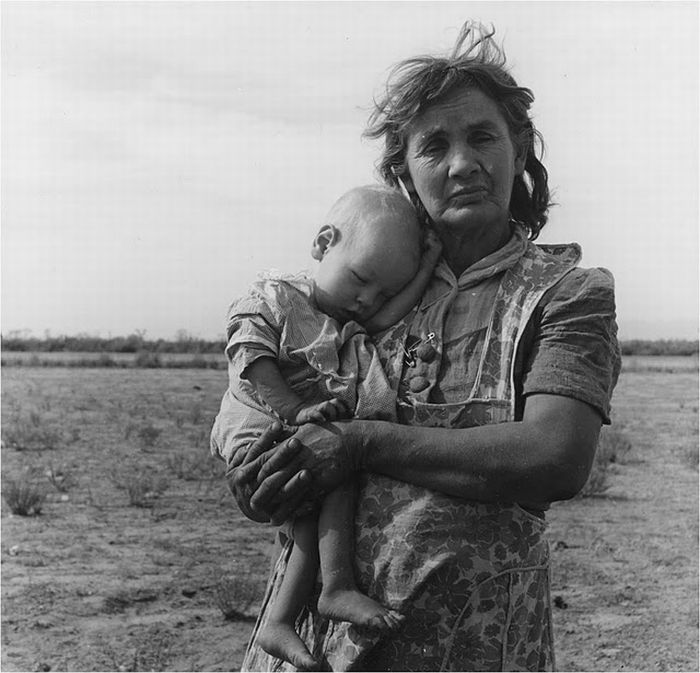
left=357, top=394, right=602, bottom=505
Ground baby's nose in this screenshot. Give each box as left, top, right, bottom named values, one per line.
left=357, top=287, right=379, bottom=307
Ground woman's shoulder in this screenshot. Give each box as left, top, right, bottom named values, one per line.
left=545, top=265, right=617, bottom=308
left=533, top=264, right=619, bottom=354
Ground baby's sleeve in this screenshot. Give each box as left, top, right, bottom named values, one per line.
left=225, top=280, right=285, bottom=382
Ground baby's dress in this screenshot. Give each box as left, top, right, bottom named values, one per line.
left=211, top=270, right=397, bottom=464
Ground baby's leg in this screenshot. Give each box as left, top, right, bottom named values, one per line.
left=317, top=482, right=402, bottom=631
left=257, top=515, right=320, bottom=671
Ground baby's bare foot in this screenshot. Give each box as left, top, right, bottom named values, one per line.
left=318, top=588, right=403, bottom=630
left=257, top=622, right=319, bottom=671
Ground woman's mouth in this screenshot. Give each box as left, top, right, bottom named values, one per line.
left=450, top=188, right=487, bottom=204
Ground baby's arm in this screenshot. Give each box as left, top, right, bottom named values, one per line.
left=245, top=357, right=346, bottom=425
left=364, top=228, right=442, bottom=334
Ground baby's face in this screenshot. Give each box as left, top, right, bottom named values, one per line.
left=313, top=225, right=419, bottom=325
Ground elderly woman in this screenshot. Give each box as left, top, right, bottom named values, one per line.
left=213, top=21, right=620, bottom=672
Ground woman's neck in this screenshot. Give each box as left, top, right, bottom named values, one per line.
left=439, top=221, right=512, bottom=277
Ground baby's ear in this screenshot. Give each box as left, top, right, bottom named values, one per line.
left=311, top=225, right=339, bottom=260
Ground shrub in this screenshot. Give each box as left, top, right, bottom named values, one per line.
left=134, top=350, right=162, bottom=368
left=165, top=450, right=197, bottom=480
left=45, top=463, right=77, bottom=493
left=166, top=449, right=224, bottom=481
left=112, top=468, right=169, bottom=507
left=596, top=427, right=633, bottom=465
left=3, top=473, right=47, bottom=515
left=681, top=446, right=699, bottom=470
left=1, top=410, right=63, bottom=451
left=189, top=401, right=203, bottom=425
left=213, top=570, right=262, bottom=620
left=578, top=426, right=633, bottom=498
left=136, top=423, right=162, bottom=450
left=96, top=353, right=118, bottom=368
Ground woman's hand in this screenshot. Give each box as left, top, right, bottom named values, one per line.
left=226, top=422, right=314, bottom=524
left=257, top=420, right=364, bottom=498
left=226, top=420, right=365, bottom=526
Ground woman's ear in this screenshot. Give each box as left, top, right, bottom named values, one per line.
left=311, top=224, right=339, bottom=261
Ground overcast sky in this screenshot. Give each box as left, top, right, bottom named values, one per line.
left=2, top=1, right=698, bottom=340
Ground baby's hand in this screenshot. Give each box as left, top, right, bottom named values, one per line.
left=291, top=398, right=347, bottom=425
left=421, top=228, right=443, bottom=269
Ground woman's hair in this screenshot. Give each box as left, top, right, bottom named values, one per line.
left=364, top=21, right=551, bottom=240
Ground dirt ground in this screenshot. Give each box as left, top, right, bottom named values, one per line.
left=1, top=358, right=698, bottom=672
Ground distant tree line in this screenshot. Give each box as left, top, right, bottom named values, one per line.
left=619, top=339, right=698, bottom=356
left=1, top=331, right=226, bottom=354
left=1, top=332, right=697, bottom=357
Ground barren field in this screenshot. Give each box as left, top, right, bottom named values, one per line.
left=1, top=357, right=698, bottom=672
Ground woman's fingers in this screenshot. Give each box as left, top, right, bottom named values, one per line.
left=250, top=463, right=310, bottom=518
left=225, top=465, right=270, bottom=523
left=266, top=470, right=314, bottom=526
left=242, top=421, right=288, bottom=466
left=256, top=437, right=303, bottom=485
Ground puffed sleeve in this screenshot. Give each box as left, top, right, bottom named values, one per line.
left=521, top=267, right=622, bottom=423
left=225, top=279, right=285, bottom=382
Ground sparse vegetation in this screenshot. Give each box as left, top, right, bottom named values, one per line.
left=136, top=423, right=162, bottom=450
left=45, top=463, right=77, bottom=493
left=134, top=350, right=163, bottom=368
left=681, top=445, right=699, bottom=471
left=619, top=339, right=698, bottom=356
left=1, top=330, right=225, bottom=355
left=112, top=467, right=170, bottom=507
left=5, top=333, right=695, bottom=370
left=3, top=471, right=47, bottom=515
left=1, top=409, right=64, bottom=451
left=578, top=426, right=633, bottom=498
left=1, top=351, right=224, bottom=369
left=1, top=360, right=697, bottom=672
left=213, top=571, right=262, bottom=621
left=165, top=449, right=222, bottom=481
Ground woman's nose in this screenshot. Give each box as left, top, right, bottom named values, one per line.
left=447, top=145, right=479, bottom=179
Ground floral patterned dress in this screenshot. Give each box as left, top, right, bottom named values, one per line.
left=234, top=227, right=620, bottom=672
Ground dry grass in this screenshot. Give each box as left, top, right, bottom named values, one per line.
left=1, top=409, right=63, bottom=451
left=112, top=466, right=170, bottom=507
left=213, top=570, right=262, bottom=621
left=2, top=470, right=47, bottom=515
left=1, top=362, right=697, bottom=672
left=578, top=426, right=633, bottom=498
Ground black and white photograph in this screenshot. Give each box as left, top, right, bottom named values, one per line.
left=2, top=2, right=697, bottom=671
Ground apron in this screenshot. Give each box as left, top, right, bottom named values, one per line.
left=241, top=240, right=581, bottom=672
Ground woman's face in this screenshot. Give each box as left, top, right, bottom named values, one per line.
left=403, top=87, right=525, bottom=239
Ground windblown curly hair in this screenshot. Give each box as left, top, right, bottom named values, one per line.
left=364, top=21, right=552, bottom=240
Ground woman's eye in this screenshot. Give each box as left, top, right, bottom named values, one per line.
left=471, top=132, right=495, bottom=145
left=421, top=140, right=446, bottom=156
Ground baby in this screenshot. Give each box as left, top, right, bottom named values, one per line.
left=218, top=185, right=441, bottom=670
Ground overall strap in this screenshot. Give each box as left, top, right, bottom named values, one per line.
left=473, top=242, right=581, bottom=418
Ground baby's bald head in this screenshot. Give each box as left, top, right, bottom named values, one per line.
left=325, top=185, right=421, bottom=254
left=310, top=185, right=424, bottom=325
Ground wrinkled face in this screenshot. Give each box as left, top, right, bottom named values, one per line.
left=403, top=87, right=525, bottom=239
left=313, top=221, right=419, bottom=325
